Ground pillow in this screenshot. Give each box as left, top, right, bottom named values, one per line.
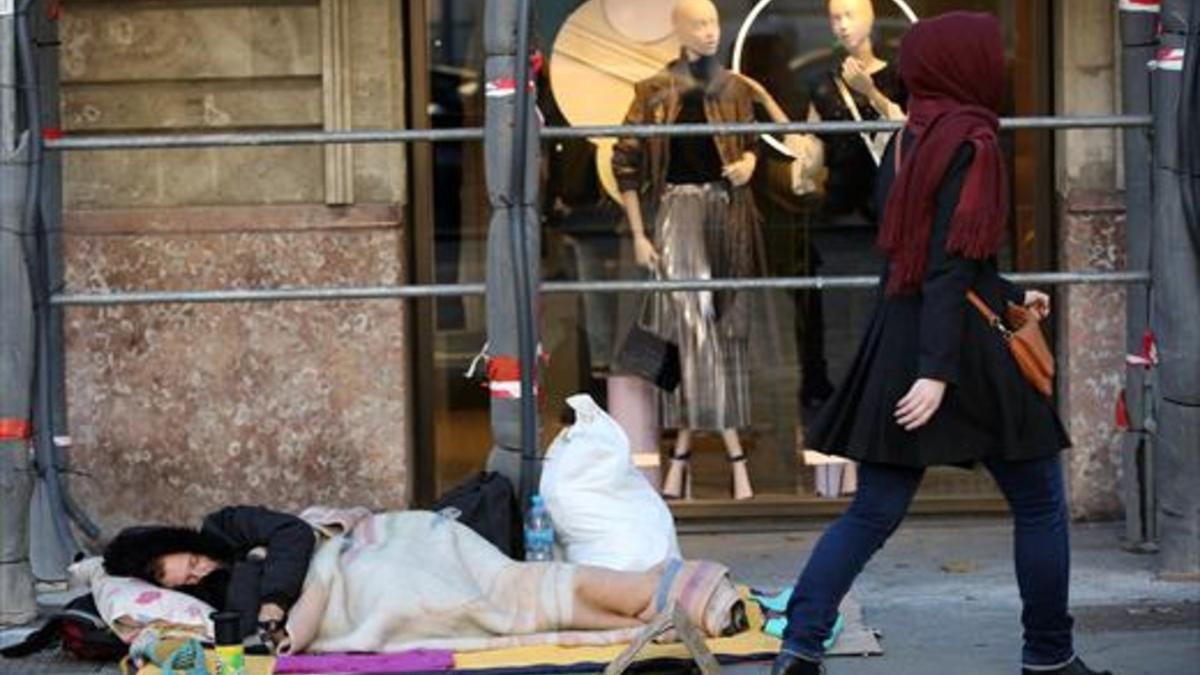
left=69, top=557, right=215, bottom=643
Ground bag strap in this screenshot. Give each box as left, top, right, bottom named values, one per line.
left=637, top=265, right=664, bottom=327
left=966, top=290, right=1012, bottom=339
left=834, top=75, right=886, bottom=166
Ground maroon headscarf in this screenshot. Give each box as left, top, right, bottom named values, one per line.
left=877, top=12, right=1009, bottom=295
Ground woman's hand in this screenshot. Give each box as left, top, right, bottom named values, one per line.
left=633, top=234, right=660, bottom=270
left=895, top=378, right=946, bottom=431
left=1023, top=290, right=1051, bottom=320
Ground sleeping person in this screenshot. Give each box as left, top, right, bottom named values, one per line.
left=102, top=505, right=746, bottom=654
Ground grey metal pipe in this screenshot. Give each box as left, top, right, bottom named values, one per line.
left=46, top=127, right=486, bottom=151
left=16, top=0, right=80, bottom=578
left=543, top=114, right=1155, bottom=139
left=0, top=3, right=37, bottom=625
left=507, top=0, right=540, bottom=505
left=1119, top=0, right=1160, bottom=552
left=50, top=271, right=1150, bottom=307
left=43, top=115, right=1154, bottom=151
left=1, top=14, right=15, bottom=149
left=1154, top=0, right=1200, bottom=577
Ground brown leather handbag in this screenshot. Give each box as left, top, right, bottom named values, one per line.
left=966, top=291, right=1056, bottom=397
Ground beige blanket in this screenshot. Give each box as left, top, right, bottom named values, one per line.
left=283, top=511, right=656, bottom=654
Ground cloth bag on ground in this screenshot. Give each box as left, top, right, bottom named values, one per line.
left=540, top=394, right=680, bottom=570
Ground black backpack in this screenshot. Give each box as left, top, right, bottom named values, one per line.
left=1, top=593, right=128, bottom=662
left=432, top=471, right=525, bottom=560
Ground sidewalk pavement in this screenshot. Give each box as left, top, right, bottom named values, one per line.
left=685, top=519, right=1200, bottom=675
left=1, top=519, right=1196, bottom=674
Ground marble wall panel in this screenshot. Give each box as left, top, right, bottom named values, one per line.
left=63, top=214, right=408, bottom=533
left=1057, top=190, right=1127, bottom=520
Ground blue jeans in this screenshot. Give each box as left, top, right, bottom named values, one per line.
left=782, top=456, right=1075, bottom=668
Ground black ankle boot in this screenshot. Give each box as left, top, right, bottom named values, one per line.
left=771, top=652, right=824, bottom=675
left=1022, top=657, right=1113, bottom=675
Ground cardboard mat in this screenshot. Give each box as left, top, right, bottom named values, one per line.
left=452, top=591, right=881, bottom=673
left=138, top=591, right=881, bottom=674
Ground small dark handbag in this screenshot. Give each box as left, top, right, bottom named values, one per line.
left=615, top=289, right=681, bottom=392
left=966, top=290, right=1055, bottom=397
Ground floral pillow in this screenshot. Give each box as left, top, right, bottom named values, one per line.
left=69, top=557, right=215, bottom=643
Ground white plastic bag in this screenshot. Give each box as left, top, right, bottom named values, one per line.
left=540, top=394, right=680, bottom=571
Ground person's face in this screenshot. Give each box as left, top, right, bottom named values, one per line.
left=674, top=0, right=721, bottom=58
left=828, top=0, right=874, bottom=52
left=155, top=553, right=220, bottom=588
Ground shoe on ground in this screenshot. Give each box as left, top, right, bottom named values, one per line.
left=771, top=652, right=824, bottom=675
left=1023, top=657, right=1113, bottom=675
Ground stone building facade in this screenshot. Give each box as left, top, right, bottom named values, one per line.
left=59, top=1, right=413, bottom=530
left=55, top=0, right=1133, bottom=532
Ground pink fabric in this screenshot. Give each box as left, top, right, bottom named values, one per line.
left=274, top=649, right=454, bottom=674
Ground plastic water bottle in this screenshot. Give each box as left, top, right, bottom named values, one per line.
left=524, top=494, right=555, bottom=562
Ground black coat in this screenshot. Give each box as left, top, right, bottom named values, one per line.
left=807, top=135, right=1071, bottom=467
left=183, top=506, right=315, bottom=637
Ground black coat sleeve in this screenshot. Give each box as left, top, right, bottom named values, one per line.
left=201, top=506, right=315, bottom=612
left=917, top=144, right=981, bottom=384
left=998, top=275, right=1025, bottom=306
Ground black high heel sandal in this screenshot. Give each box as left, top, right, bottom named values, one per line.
left=662, top=452, right=692, bottom=500
left=728, top=454, right=754, bottom=501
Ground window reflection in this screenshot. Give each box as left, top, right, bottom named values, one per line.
left=423, top=0, right=1051, bottom=505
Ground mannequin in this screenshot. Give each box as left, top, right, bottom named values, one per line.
left=750, top=0, right=906, bottom=212
left=742, top=0, right=906, bottom=496
left=612, top=0, right=762, bottom=501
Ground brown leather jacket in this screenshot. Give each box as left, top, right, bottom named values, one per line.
left=612, top=57, right=760, bottom=204
left=612, top=56, right=763, bottom=333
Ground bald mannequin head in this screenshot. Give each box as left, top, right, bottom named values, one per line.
left=672, top=0, right=721, bottom=59
left=828, top=0, right=876, bottom=54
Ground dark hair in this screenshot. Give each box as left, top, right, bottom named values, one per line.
left=103, top=526, right=233, bottom=583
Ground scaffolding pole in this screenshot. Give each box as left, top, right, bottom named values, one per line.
left=1119, top=0, right=1160, bottom=553
left=482, top=0, right=541, bottom=511
left=41, top=115, right=1153, bottom=151
left=48, top=271, right=1151, bottom=307
left=16, top=0, right=82, bottom=583
left=0, top=0, right=37, bottom=626
left=1154, top=0, right=1200, bottom=578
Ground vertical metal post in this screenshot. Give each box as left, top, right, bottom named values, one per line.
left=482, top=0, right=542, bottom=510
left=15, top=0, right=81, bottom=580
left=1152, top=0, right=1200, bottom=577
left=0, top=0, right=38, bottom=626
left=1118, top=0, right=1159, bottom=552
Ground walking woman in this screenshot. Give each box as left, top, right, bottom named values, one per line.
left=772, top=13, right=1111, bottom=675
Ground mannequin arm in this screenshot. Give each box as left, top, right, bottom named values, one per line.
left=866, top=87, right=905, bottom=121
left=621, top=190, right=658, bottom=269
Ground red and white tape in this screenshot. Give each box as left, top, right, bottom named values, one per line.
left=1118, top=0, right=1160, bottom=13
left=1149, top=47, right=1184, bottom=72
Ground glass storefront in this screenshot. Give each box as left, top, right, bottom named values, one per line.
left=409, top=0, right=1053, bottom=509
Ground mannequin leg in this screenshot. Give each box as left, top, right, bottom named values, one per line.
left=661, top=429, right=693, bottom=499
left=722, top=429, right=754, bottom=500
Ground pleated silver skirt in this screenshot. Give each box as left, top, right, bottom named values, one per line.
left=651, top=182, right=751, bottom=431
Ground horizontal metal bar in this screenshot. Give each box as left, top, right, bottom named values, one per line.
left=546, top=271, right=1151, bottom=293
left=52, top=283, right=488, bottom=305
left=46, top=127, right=486, bottom=151
left=45, top=115, right=1152, bottom=151
left=544, top=114, right=1154, bottom=139
left=51, top=271, right=1150, bottom=307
